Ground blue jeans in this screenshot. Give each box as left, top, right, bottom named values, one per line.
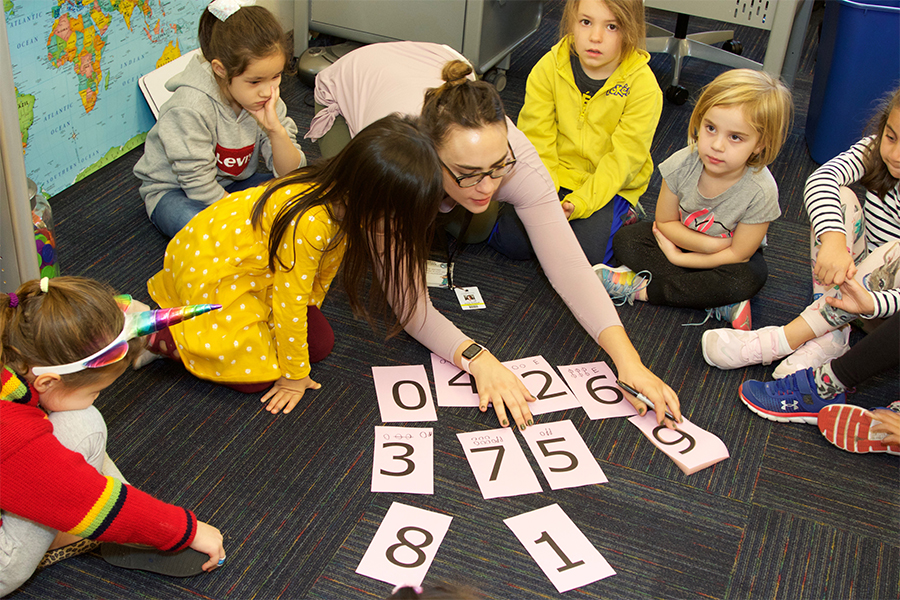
left=150, top=172, right=274, bottom=239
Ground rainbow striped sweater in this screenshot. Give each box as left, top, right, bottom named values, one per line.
left=1, top=367, right=197, bottom=551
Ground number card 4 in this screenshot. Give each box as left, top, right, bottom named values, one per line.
left=628, top=413, right=730, bottom=475
left=558, top=361, right=638, bottom=420
left=504, top=504, right=616, bottom=593
left=457, top=428, right=542, bottom=499
left=372, top=365, right=437, bottom=423
left=430, top=353, right=480, bottom=407
left=520, top=420, right=608, bottom=490
left=356, top=502, right=452, bottom=587
left=372, top=427, right=434, bottom=495
left=501, top=356, right=580, bottom=416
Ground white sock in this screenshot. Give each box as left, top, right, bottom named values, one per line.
left=774, top=327, right=793, bottom=358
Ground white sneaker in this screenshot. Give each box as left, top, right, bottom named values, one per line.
left=702, top=326, right=790, bottom=370
left=772, top=326, right=851, bottom=379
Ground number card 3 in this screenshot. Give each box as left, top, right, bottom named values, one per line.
left=372, top=365, right=437, bottom=423
left=628, top=413, right=730, bottom=475
left=504, top=504, right=616, bottom=593
left=430, top=353, right=480, bottom=407
left=558, top=361, right=639, bottom=420
left=457, top=428, right=542, bottom=499
left=501, top=356, right=580, bottom=416
left=520, top=420, right=608, bottom=490
left=356, top=502, right=452, bottom=587
left=372, top=427, right=434, bottom=495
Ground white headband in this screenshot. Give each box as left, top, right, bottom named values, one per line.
left=207, top=0, right=255, bottom=22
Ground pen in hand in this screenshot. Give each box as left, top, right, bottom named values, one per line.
left=616, top=379, right=682, bottom=423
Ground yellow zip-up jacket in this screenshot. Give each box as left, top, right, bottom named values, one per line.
left=517, top=38, right=662, bottom=220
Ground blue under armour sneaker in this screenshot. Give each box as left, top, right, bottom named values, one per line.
left=738, top=367, right=844, bottom=424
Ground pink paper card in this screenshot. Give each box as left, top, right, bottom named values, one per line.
left=627, top=413, right=730, bottom=475
left=457, top=428, right=543, bottom=499
left=520, top=420, right=608, bottom=490
left=430, top=353, right=480, bottom=407
left=501, top=355, right=581, bottom=416
left=558, top=361, right=639, bottom=420
left=372, top=427, right=434, bottom=495
left=372, top=365, right=437, bottom=423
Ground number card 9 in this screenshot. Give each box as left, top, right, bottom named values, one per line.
left=628, top=413, right=730, bottom=475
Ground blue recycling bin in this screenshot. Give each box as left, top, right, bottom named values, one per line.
left=805, top=0, right=900, bottom=164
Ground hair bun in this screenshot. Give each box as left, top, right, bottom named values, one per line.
left=441, top=59, right=473, bottom=87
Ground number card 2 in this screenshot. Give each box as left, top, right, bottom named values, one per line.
left=372, top=427, right=434, bottom=495
left=430, top=353, right=480, bottom=407
left=457, top=428, right=542, bottom=499
left=520, top=420, right=608, bottom=490
left=372, top=365, right=437, bottom=423
left=628, top=413, right=730, bottom=475
left=558, top=361, right=639, bottom=420
left=356, top=502, right=452, bottom=587
left=504, top=504, right=616, bottom=593
left=501, top=356, right=580, bottom=416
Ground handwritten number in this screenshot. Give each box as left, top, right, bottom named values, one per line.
left=392, top=380, right=427, bottom=410
left=534, top=531, right=585, bottom=572
left=586, top=374, right=623, bottom=404
left=471, top=444, right=505, bottom=481
left=380, top=442, right=415, bottom=477
left=536, top=437, right=579, bottom=472
left=652, top=425, right=696, bottom=454
left=386, top=526, right=433, bottom=568
left=522, top=370, right=566, bottom=400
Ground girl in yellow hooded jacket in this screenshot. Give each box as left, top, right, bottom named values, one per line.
left=493, top=0, right=661, bottom=265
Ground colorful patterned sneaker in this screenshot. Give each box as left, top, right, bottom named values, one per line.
left=701, top=300, right=752, bottom=331
left=592, top=264, right=651, bottom=306
left=702, top=326, right=789, bottom=370
left=817, top=403, right=900, bottom=455
left=739, top=367, right=841, bottom=424
left=772, top=326, right=851, bottom=379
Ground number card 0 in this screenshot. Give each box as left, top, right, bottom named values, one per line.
left=501, top=356, right=580, bottom=416
left=628, top=413, right=730, bottom=475
left=558, top=361, right=639, bottom=420
left=372, top=427, right=434, bottom=495
left=504, top=504, right=616, bottom=593
left=430, top=353, right=480, bottom=407
left=356, top=502, right=452, bottom=587
left=372, top=365, right=438, bottom=423
left=520, top=420, right=608, bottom=490
left=457, top=428, right=542, bottom=499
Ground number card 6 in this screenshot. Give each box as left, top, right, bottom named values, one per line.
left=558, top=361, right=638, bottom=420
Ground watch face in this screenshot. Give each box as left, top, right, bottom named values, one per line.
left=462, top=343, right=482, bottom=360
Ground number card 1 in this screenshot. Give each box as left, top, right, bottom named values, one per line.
left=520, top=420, right=608, bottom=490
left=372, top=365, right=438, bottom=423
left=501, top=355, right=581, bottom=416
left=627, top=413, right=730, bottom=475
left=430, top=353, right=480, bottom=407
left=558, top=361, right=639, bottom=420
left=504, top=504, right=616, bottom=593
left=457, top=427, right=542, bottom=499
left=356, top=502, right=452, bottom=587
left=372, top=427, right=434, bottom=495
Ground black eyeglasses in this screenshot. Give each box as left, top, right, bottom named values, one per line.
left=439, top=141, right=517, bottom=188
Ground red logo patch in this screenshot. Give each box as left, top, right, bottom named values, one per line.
left=215, top=143, right=255, bottom=176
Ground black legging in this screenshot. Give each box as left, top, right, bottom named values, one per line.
left=831, top=312, right=899, bottom=390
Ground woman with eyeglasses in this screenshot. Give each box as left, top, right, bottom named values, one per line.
left=308, top=41, right=681, bottom=431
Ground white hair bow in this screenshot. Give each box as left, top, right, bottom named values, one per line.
left=207, top=0, right=256, bottom=22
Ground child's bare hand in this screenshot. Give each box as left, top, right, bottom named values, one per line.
left=814, top=233, right=855, bottom=287
left=190, top=521, right=225, bottom=572
left=652, top=222, right=682, bottom=260
left=247, top=84, right=282, bottom=134
left=260, top=375, right=321, bottom=415
left=825, top=278, right=875, bottom=316
left=561, top=201, right=575, bottom=219
left=869, top=408, right=900, bottom=445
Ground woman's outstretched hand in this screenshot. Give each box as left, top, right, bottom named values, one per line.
left=261, top=375, right=321, bottom=415
left=618, top=361, right=682, bottom=429
left=468, top=352, right=535, bottom=430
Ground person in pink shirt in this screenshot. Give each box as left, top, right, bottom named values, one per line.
left=308, top=41, right=681, bottom=430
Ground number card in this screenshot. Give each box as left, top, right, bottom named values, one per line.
left=627, top=413, right=730, bottom=475
left=372, top=427, right=434, bottom=495
left=504, top=504, right=616, bottom=593
left=520, top=420, right=608, bottom=490
left=356, top=502, right=452, bottom=587
left=372, top=365, right=437, bottom=423
left=457, top=427, right=542, bottom=499
left=430, top=353, right=481, bottom=407
left=501, top=356, right=580, bottom=416
left=558, top=361, right=639, bottom=420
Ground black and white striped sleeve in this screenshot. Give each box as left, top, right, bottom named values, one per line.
left=803, top=137, right=871, bottom=240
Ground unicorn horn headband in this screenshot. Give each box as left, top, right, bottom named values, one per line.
left=32, top=302, right=221, bottom=376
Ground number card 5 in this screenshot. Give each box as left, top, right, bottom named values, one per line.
left=520, top=420, right=608, bottom=490
left=501, top=355, right=580, bottom=416
left=356, top=502, right=452, bottom=587
left=372, top=365, right=437, bottom=423
left=504, top=504, right=616, bottom=593
left=457, top=428, right=542, bottom=499
left=558, top=361, right=638, bottom=420
left=372, top=427, right=434, bottom=495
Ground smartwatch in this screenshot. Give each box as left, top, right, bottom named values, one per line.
left=460, top=342, right=487, bottom=373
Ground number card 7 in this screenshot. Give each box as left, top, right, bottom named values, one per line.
left=501, top=355, right=580, bottom=416
left=457, top=428, right=542, bottom=499
left=557, top=361, right=639, bottom=420
left=372, top=427, right=434, bottom=495
left=372, top=365, right=437, bottom=423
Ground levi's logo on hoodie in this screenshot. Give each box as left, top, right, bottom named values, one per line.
left=216, top=143, right=255, bottom=176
